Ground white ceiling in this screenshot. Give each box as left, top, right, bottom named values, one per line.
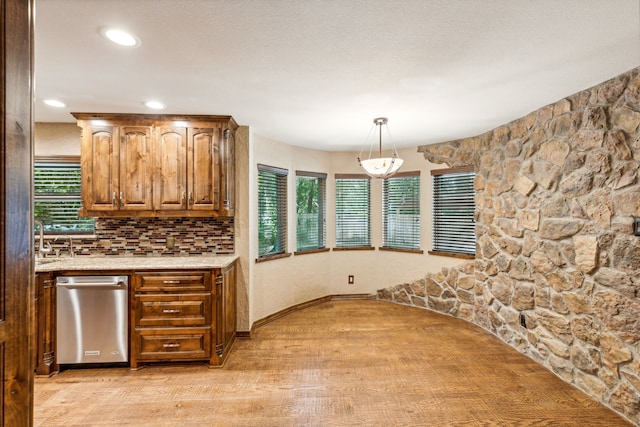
left=35, top=0, right=640, bottom=151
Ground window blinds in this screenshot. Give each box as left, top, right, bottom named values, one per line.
left=432, top=168, right=476, bottom=255
left=258, top=164, right=288, bottom=256
left=34, top=161, right=95, bottom=233
left=296, top=171, right=327, bottom=251
left=383, top=172, right=420, bottom=249
left=335, top=175, right=371, bottom=248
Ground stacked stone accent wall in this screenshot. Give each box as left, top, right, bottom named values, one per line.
left=378, top=66, right=640, bottom=424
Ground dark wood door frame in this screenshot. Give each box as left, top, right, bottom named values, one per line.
left=1, top=0, right=35, bottom=424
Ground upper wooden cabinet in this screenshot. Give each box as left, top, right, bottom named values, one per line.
left=73, top=113, right=237, bottom=217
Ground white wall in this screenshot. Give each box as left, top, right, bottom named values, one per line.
left=249, top=133, right=466, bottom=327
left=35, top=123, right=80, bottom=156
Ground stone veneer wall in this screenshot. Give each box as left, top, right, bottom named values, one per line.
left=378, top=66, right=640, bottom=424
left=44, top=217, right=234, bottom=256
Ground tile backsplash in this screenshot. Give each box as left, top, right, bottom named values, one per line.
left=41, top=217, right=234, bottom=257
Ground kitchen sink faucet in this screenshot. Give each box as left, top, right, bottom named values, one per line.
left=34, top=220, right=52, bottom=258
left=54, top=235, right=75, bottom=258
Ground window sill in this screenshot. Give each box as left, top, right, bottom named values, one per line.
left=294, top=247, right=330, bottom=256
left=428, top=250, right=475, bottom=260
left=332, top=246, right=375, bottom=251
left=379, top=247, right=424, bottom=254
left=255, top=252, right=292, bottom=263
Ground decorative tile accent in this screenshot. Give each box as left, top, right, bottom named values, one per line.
left=45, top=217, right=234, bottom=257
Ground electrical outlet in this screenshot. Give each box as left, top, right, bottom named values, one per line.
left=348, top=275, right=354, bottom=284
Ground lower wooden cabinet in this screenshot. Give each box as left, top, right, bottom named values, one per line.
left=130, top=264, right=236, bottom=369
left=34, top=261, right=237, bottom=373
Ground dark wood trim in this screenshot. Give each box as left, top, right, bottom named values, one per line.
left=257, top=163, right=288, bottom=175
left=79, top=208, right=233, bottom=218
left=295, top=170, right=327, bottom=179
left=331, top=294, right=375, bottom=301
left=428, top=250, right=475, bottom=260
left=335, top=173, right=370, bottom=179
left=379, top=246, right=424, bottom=254
left=71, top=112, right=238, bottom=130
left=332, top=246, right=375, bottom=251
left=250, top=294, right=374, bottom=333
left=255, top=252, right=292, bottom=263
left=34, top=155, right=81, bottom=163
left=430, top=166, right=475, bottom=176
left=2, top=0, right=35, bottom=422
left=235, top=330, right=251, bottom=339
left=386, top=170, right=420, bottom=178
left=293, top=247, right=330, bottom=256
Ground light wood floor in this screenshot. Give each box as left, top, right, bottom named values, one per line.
left=34, top=299, right=631, bottom=426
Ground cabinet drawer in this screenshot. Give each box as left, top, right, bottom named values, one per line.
left=135, top=328, right=211, bottom=360
left=135, top=294, right=211, bottom=327
left=136, top=271, right=211, bottom=292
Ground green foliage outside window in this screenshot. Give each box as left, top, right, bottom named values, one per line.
left=296, top=174, right=325, bottom=251
left=34, top=162, right=94, bottom=234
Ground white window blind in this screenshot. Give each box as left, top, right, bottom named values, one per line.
left=258, top=164, right=288, bottom=257
left=296, top=171, right=326, bottom=251
left=383, top=172, right=420, bottom=250
left=432, top=167, right=476, bottom=256
left=335, top=174, right=371, bottom=248
left=34, top=159, right=95, bottom=234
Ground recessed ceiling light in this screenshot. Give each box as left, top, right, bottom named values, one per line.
left=100, top=27, right=141, bottom=47
left=144, top=101, right=165, bottom=110
left=43, top=99, right=66, bottom=108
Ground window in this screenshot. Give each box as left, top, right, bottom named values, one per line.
left=296, top=171, right=326, bottom=251
left=335, top=174, right=371, bottom=248
left=383, top=171, right=420, bottom=250
left=258, top=164, right=288, bottom=257
left=34, top=157, right=95, bottom=234
left=431, top=167, right=476, bottom=257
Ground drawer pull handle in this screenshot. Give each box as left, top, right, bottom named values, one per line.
left=162, top=280, right=181, bottom=284
left=163, top=343, right=180, bottom=349
left=162, top=309, right=180, bottom=314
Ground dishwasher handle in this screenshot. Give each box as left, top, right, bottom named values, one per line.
left=56, top=276, right=128, bottom=288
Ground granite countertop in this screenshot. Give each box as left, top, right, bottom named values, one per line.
left=34, top=254, right=238, bottom=273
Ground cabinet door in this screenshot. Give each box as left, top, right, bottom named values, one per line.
left=34, top=272, right=56, bottom=376
left=187, top=127, right=222, bottom=211
left=154, top=126, right=187, bottom=210
left=81, top=125, right=119, bottom=211
left=222, top=263, right=236, bottom=349
left=220, top=127, right=235, bottom=216
left=216, top=262, right=236, bottom=360
left=119, top=126, right=153, bottom=210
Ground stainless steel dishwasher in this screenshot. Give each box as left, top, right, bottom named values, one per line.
left=56, top=275, right=129, bottom=364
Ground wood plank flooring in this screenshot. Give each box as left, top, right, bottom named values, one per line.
left=34, top=299, right=632, bottom=426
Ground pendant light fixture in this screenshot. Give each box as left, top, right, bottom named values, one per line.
left=358, top=117, right=403, bottom=178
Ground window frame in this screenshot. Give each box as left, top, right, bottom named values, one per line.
left=34, top=155, right=95, bottom=235
left=381, top=171, right=423, bottom=253
left=295, top=170, right=327, bottom=254
left=257, top=164, right=290, bottom=262
left=430, top=166, right=476, bottom=259
left=334, top=173, right=373, bottom=250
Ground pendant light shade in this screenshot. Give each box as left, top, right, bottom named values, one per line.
left=357, top=117, right=403, bottom=178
